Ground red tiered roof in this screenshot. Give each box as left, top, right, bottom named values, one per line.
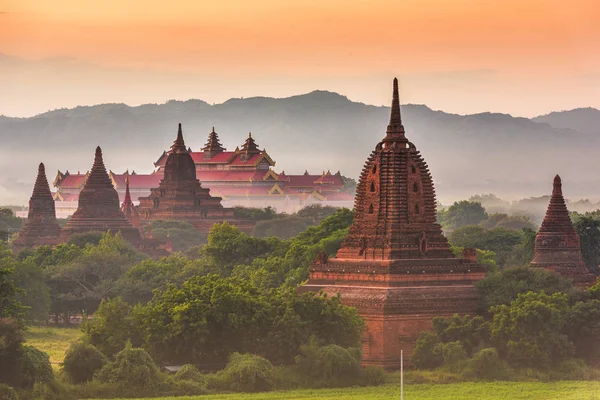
left=111, top=173, right=163, bottom=189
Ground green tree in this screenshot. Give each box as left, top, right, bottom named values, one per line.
left=0, top=265, right=25, bottom=320
left=476, top=266, right=578, bottom=312
left=5, top=258, right=50, bottom=323
left=572, top=215, right=600, bottom=274
left=489, top=291, right=573, bottom=368
left=438, top=201, right=487, bottom=230
left=82, top=297, right=138, bottom=357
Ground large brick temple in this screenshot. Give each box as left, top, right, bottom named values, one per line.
left=300, top=79, right=486, bottom=369
left=61, top=146, right=142, bottom=244
left=530, top=175, right=597, bottom=287
left=137, top=124, right=246, bottom=233
left=12, top=163, right=61, bottom=252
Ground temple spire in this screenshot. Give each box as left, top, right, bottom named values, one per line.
left=385, top=77, right=406, bottom=142
left=32, top=163, right=52, bottom=198
left=202, top=126, right=226, bottom=155
left=552, top=174, right=562, bottom=197
left=171, top=123, right=187, bottom=153
left=122, top=174, right=133, bottom=207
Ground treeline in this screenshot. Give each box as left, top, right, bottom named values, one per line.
left=439, top=200, right=600, bottom=274
left=411, top=268, right=600, bottom=381
left=0, top=208, right=388, bottom=399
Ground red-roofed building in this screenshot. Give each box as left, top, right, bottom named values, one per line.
left=53, top=128, right=354, bottom=216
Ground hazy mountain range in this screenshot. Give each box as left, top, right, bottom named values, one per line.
left=1, top=91, right=599, bottom=205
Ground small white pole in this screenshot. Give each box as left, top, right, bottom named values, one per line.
left=400, top=349, right=404, bottom=400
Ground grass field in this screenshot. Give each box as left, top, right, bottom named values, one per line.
left=24, top=325, right=83, bottom=365
left=91, top=382, right=600, bottom=400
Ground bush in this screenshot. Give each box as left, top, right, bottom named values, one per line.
left=440, top=341, right=468, bottom=369
left=294, top=342, right=361, bottom=387
left=96, top=345, right=162, bottom=390
left=410, top=332, right=443, bottom=370
left=207, top=353, right=276, bottom=393
left=174, top=364, right=202, bottom=382
left=62, top=343, right=107, bottom=384
left=0, top=384, right=17, bottom=400
left=466, top=348, right=512, bottom=380
left=18, top=345, right=54, bottom=390
left=359, top=366, right=386, bottom=386
left=0, top=319, right=24, bottom=387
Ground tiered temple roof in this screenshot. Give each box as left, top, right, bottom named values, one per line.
left=137, top=124, right=238, bottom=232
left=531, top=175, right=597, bottom=287
left=61, top=147, right=141, bottom=244
left=300, top=79, right=486, bottom=369
left=12, top=163, right=62, bottom=251
left=54, top=127, right=354, bottom=215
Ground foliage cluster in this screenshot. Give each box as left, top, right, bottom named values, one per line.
left=411, top=269, right=600, bottom=379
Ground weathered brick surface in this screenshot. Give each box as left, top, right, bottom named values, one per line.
left=531, top=175, right=596, bottom=287
left=12, top=163, right=62, bottom=251
left=61, top=147, right=141, bottom=244
left=137, top=124, right=248, bottom=233
left=300, top=79, right=485, bottom=369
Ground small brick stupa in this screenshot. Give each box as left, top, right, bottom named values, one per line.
left=138, top=124, right=236, bottom=232
left=531, top=175, right=596, bottom=287
left=301, top=79, right=486, bottom=369
left=12, top=163, right=61, bottom=251
left=61, top=147, right=141, bottom=244
left=120, top=174, right=140, bottom=228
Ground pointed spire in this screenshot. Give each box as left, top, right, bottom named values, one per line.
left=241, top=132, right=260, bottom=155
left=122, top=174, right=133, bottom=207
left=384, top=78, right=406, bottom=143
left=171, top=123, right=187, bottom=153
left=553, top=174, right=562, bottom=196
left=202, top=126, right=225, bottom=154
left=32, top=163, right=52, bottom=198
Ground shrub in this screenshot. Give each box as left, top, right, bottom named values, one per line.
left=360, top=366, right=386, bottom=386
left=96, top=344, right=162, bottom=390
left=62, top=343, right=107, bottom=384
left=0, top=319, right=24, bottom=387
left=440, top=341, right=468, bottom=370
left=174, top=364, right=202, bottom=382
left=294, top=342, right=361, bottom=387
left=0, top=384, right=18, bottom=400
left=466, top=348, right=512, bottom=380
left=410, top=332, right=443, bottom=370
left=18, top=345, right=54, bottom=390
left=207, top=353, right=276, bottom=393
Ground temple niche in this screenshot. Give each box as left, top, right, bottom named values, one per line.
left=61, top=147, right=141, bottom=244
left=12, top=163, right=62, bottom=252
left=300, top=79, right=486, bottom=369
left=530, top=175, right=597, bottom=287
left=137, top=124, right=243, bottom=233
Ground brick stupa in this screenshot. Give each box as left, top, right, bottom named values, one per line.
left=530, top=175, right=596, bottom=287
left=138, top=124, right=236, bottom=232
left=300, top=79, right=486, bottom=369
left=120, top=174, right=140, bottom=228
left=12, top=163, right=61, bottom=251
left=61, top=147, right=141, bottom=244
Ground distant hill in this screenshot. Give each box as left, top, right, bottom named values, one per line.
left=533, top=108, right=600, bottom=136
left=1, top=91, right=599, bottom=204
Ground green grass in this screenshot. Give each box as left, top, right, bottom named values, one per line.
left=94, top=382, right=600, bottom=400
left=24, top=326, right=83, bottom=365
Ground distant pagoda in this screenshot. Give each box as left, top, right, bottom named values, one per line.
left=301, top=79, right=486, bottom=369
left=61, top=147, right=141, bottom=244
left=12, top=163, right=61, bottom=251
left=137, top=123, right=237, bottom=232
left=120, top=173, right=140, bottom=228
left=202, top=127, right=226, bottom=159
left=530, top=175, right=597, bottom=287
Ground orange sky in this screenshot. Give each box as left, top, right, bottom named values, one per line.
left=1, top=0, right=599, bottom=117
